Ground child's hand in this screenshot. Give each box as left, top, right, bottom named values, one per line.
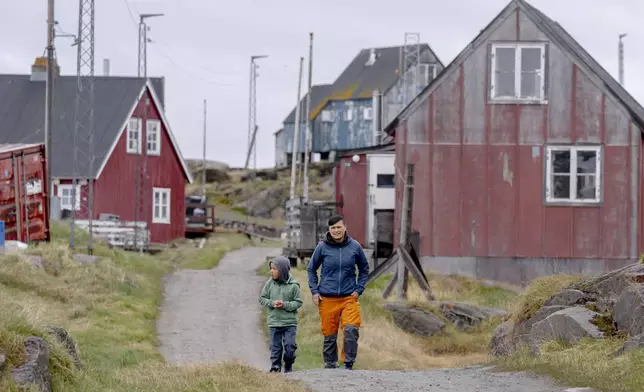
left=274, top=300, right=284, bottom=308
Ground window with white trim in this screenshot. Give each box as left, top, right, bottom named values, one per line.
left=490, top=43, right=546, bottom=102
left=343, top=107, right=353, bottom=121
left=127, top=117, right=142, bottom=154
left=152, top=187, right=171, bottom=223
left=146, top=119, right=161, bottom=155
left=58, top=184, right=81, bottom=210
left=321, top=109, right=334, bottom=123
left=363, top=107, right=373, bottom=120
left=545, top=146, right=601, bottom=203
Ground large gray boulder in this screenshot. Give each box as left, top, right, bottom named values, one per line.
left=384, top=302, right=445, bottom=337
left=530, top=307, right=604, bottom=347
left=439, top=301, right=508, bottom=331
left=10, top=337, right=51, bottom=392
left=612, top=285, right=644, bottom=337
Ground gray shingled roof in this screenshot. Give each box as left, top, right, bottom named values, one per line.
left=283, top=84, right=333, bottom=123
left=328, top=44, right=442, bottom=101
left=0, top=74, right=165, bottom=178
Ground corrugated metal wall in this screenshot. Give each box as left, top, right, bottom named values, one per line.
left=314, top=99, right=374, bottom=152
left=394, top=7, right=641, bottom=260
left=335, top=154, right=368, bottom=246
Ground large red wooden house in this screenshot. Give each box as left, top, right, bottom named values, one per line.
left=384, top=0, right=644, bottom=286
left=0, top=58, right=194, bottom=244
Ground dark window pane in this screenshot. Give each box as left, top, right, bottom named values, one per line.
left=377, top=174, right=395, bottom=188
left=495, top=47, right=515, bottom=97
left=577, top=150, right=597, bottom=174
left=577, top=174, right=597, bottom=199
left=552, top=150, right=571, bottom=173
left=552, top=175, right=570, bottom=199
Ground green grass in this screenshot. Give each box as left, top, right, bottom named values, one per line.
left=0, top=222, right=308, bottom=392
left=255, top=262, right=518, bottom=371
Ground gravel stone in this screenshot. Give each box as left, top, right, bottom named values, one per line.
left=157, top=247, right=281, bottom=369
left=286, top=366, right=587, bottom=392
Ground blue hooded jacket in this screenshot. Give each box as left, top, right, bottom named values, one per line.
left=307, top=232, right=370, bottom=297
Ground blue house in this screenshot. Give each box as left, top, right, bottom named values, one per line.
left=275, top=43, right=444, bottom=167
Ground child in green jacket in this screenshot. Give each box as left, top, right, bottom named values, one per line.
left=259, top=256, right=303, bottom=373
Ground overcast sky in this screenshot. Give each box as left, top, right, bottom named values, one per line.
left=1, top=0, right=643, bottom=168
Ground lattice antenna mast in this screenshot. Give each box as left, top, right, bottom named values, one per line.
left=245, top=55, right=267, bottom=171
left=402, top=33, right=421, bottom=108
left=133, top=13, right=163, bottom=252
left=70, top=0, right=96, bottom=252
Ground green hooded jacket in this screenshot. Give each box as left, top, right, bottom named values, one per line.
left=259, top=256, right=303, bottom=328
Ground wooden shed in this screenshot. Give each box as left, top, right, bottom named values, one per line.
left=385, top=0, right=644, bottom=286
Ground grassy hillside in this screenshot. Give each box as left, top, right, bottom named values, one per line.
left=0, top=223, right=306, bottom=392
left=185, top=160, right=335, bottom=227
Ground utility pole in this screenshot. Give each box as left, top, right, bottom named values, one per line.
left=245, top=55, right=268, bottom=172
left=302, top=33, right=314, bottom=201
left=201, top=99, right=207, bottom=197
left=45, top=0, right=55, bottom=222
left=133, top=12, right=163, bottom=252
left=619, top=33, right=627, bottom=86
left=70, top=0, right=96, bottom=253
left=289, top=57, right=304, bottom=201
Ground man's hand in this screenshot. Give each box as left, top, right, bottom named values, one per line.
left=351, top=291, right=359, bottom=299
left=312, top=294, right=320, bottom=306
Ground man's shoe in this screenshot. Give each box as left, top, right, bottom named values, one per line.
left=343, top=362, right=353, bottom=370
left=324, top=363, right=337, bottom=369
left=269, top=365, right=281, bottom=373
left=284, top=362, right=294, bottom=373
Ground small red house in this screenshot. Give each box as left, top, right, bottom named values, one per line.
left=384, top=0, right=644, bottom=286
left=0, top=58, right=193, bottom=244
left=333, top=144, right=395, bottom=249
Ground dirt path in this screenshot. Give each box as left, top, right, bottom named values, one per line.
left=286, top=367, right=596, bottom=392
left=157, top=246, right=281, bottom=369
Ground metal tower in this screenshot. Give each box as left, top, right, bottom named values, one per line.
left=133, top=13, right=163, bottom=251
left=70, top=0, right=96, bottom=252
left=245, top=55, right=267, bottom=170
left=402, top=32, right=421, bottom=108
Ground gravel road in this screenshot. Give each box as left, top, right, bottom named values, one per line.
left=285, top=367, right=596, bottom=392
left=157, top=246, right=281, bottom=369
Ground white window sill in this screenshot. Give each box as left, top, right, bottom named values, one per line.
left=544, top=199, right=601, bottom=207
left=152, top=218, right=170, bottom=224
left=489, top=98, right=548, bottom=105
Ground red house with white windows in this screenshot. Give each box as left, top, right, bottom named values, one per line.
left=0, top=57, right=193, bottom=244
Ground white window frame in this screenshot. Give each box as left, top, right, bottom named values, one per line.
left=152, top=187, right=171, bottom=224
left=321, top=109, right=334, bottom=123
left=58, top=184, right=81, bottom=211
left=343, top=107, right=353, bottom=121
left=127, top=117, right=142, bottom=154
left=490, top=42, right=547, bottom=103
left=363, top=107, right=373, bottom=120
left=545, top=145, right=602, bottom=204
left=146, top=119, right=161, bottom=156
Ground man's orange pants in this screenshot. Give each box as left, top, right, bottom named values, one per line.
left=318, top=295, right=361, bottom=365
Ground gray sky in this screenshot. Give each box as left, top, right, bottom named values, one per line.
left=1, top=0, right=642, bottom=168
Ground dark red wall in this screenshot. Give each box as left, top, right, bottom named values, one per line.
left=335, top=154, right=367, bottom=246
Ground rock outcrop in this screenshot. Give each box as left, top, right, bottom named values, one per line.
left=439, top=302, right=508, bottom=331
left=384, top=302, right=446, bottom=337
left=215, top=219, right=282, bottom=238
left=490, top=263, right=644, bottom=357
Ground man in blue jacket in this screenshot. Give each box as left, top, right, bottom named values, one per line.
left=307, top=214, right=370, bottom=370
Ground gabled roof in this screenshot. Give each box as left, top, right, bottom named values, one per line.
left=386, top=0, right=644, bottom=133
left=0, top=74, right=192, bottom=182
left=283, top=84, right=333, bottom=123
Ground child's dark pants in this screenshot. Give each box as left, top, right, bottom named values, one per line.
left=269, top=326, right=297, bottom=369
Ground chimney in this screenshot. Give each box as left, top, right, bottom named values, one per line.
left=103, top=58, right=111, bottom=76
left=365, top=48, right=377, bottom=66
left=30, top=56, right=59, bottom=82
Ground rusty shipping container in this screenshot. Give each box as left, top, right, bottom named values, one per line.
left=0, top=143, right=49, bottom=243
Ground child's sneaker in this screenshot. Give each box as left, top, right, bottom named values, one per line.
left=284, top=361, right=294, bottom=373
left=343, top=362, right=353, bottom=370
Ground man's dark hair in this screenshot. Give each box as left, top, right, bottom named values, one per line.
left=328, top=215, right=344, bottom=226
